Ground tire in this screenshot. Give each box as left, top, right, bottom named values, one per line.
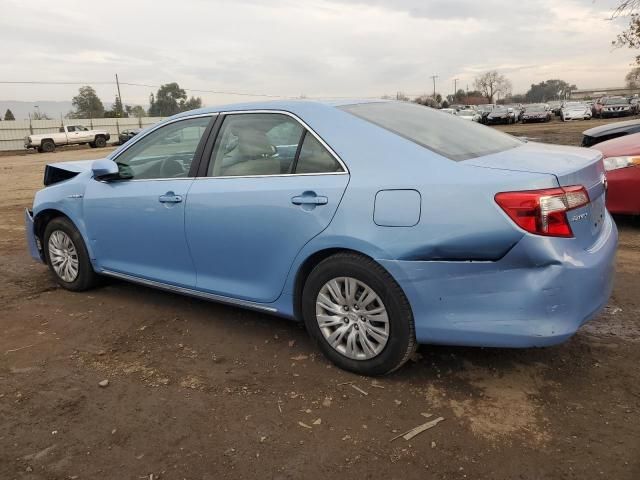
left=36, top=147, right=43, bottom=153
left=43, top=217, right=99, bottom=292
left=89, top=142, right=97, bottom=148
left=301, top=252, right=416, bottom=376
left=94, top=136, right=107, bottom=148
left=41, top=140, right=55, bottom=153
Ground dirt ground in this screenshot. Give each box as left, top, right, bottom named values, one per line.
left=1, top=119, right=639, bottom=479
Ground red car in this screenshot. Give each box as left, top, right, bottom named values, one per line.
left=592, top=132, right=640, bottom=215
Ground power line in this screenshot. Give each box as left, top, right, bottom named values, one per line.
left=0, top=80, right=295, bottom=98
left=0, top=80, right=399, bottom=100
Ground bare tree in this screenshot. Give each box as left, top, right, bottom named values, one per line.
left=473, top=71, right=512, bottom=103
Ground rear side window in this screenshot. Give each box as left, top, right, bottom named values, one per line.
left=339, top=102, right=521, bottom=161
left=295, top=133, right=342, bottom=174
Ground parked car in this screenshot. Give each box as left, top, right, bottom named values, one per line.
left=24, top=100, right=617, bottom=376
left=582, top=119, right=640, bottom=146
left=118, top=128, right=142, bottom=145
left=629, top=97, right=640, bottom=115
left=486, top=106, right=517, bottom=124
left=597, top=97, right=632, bottom=118
left=25, top=125, right=111, bottom=153
left=476, top=104, right=494, bottom=124
left=455, top=109, right=481, bottom=122
left=440, top=108, right=457, bottom=115
left=506, top=104, right=524, bottom=122
left=548, top=100, right=563, bottom=116
left=591, top=133, right=640, bottom=215
left=521, top=104, right=551, bottom=123
left=561, top=102, right=592, bottom=121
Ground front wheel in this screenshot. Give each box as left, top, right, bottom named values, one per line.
left=43, top=217, right=99, bottom=291
left=302, top=253, right=416, bottom=376
left=94, top=136, right=107, bottom=148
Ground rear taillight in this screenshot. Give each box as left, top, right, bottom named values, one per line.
left=495, top=185, right=590, bottom=238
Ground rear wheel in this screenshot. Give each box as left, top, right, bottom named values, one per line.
left=43, top=217, right=99, bottom=292
left=94, top=136, right=107, bottom=148
left=302, top=253, right=416, bottom=376
left=41, top=140, right=55, bottom=153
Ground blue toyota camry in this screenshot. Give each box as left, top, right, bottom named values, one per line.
left=25, top=100, right=617, bottom=375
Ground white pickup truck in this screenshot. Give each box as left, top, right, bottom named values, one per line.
left=25, top=125, right=111, bottom=153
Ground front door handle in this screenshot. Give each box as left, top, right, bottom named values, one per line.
left=291, top=194, right=328, bottom=205
left=159, top=192, right=183, bottom=203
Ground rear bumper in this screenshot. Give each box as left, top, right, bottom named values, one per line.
left=24, top=209, right=44, bottom=263
left=379, top=214, right=618, bottom=348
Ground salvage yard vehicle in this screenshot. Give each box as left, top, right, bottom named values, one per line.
left=25, top=125, right=111, bottom=153
left=561, top=102, right=592, bottom=121
left=118, top=128, right=142, bottom=145
left=595, top=97, right=632, bottom=118
left=582, top=118, right=640, bottom=146
left=24, top=100, right=617, bottom=376
left=592, top=133, right=640, bottom=215
left=476, top=104, right=494, bottom=124
left=455, top=109, right=481, bottom=122
left=486, top=105, right=517, bottom=124
left=521, top=104, right=551, bottom=123
left=548, top=100, right=563, bottom=116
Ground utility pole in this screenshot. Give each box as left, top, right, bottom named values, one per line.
left=453, top=78, right=458, bottom=98
left=115, top=73, right=123, bottom=117
left=430, top=75, right=439, bottom=99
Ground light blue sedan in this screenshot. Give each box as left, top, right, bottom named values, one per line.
left=25, top=100, right=617, bottom=375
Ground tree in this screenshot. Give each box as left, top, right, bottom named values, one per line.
left=104, top=96, right=130, bottom=118
left=435, top=93, right=443, bottom=104
left=612, top=1, right=640, bottom=63
left=473, top=71, right=512, bottom=103
left=182, top=96, right=202, bottom=111
left=4, top=109, right=15, bottom=121
left=626, top=66, right=640, bottom=88
left=148, top=82, right=202, bottom=116
left=413, top=95, right=439, bottom=108
left=524, top=79, right=576, bottom=102
left=71, top=86, right=105, bottom=118
left=31, top=110, right=51, bottom=120
left=126, top=105, right=147, bottom=118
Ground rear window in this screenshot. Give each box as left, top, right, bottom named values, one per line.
left=340, top=102, right=521, bottom=161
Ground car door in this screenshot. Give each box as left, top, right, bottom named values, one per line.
left=65, top=125, right=81, bottom=144
left=185, top=112, right=349, bottom=303
left=83, top=114, right=215, bottom=287
left=76, top=125, right=93, bottom=142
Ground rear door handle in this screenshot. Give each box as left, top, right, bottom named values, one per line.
left=159, top=192, right=183, bottom=203
left=291, top=195, right=328, bottom=205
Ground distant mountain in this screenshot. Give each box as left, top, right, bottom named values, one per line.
left=0, top=100, right=115, bottom=121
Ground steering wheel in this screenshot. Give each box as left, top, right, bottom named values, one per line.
left=159, top=154, right=188, bottom=178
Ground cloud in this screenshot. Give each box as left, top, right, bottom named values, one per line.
left=0, top=0, right=635, bottom=105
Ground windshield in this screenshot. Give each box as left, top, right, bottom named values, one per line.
left=564, top=102, right=583, bottom=108
left=458, top=110, right=475, bottom=116
left=525, top=105, right=546, bottom=112
left=492, top=107, right=508, bottom=113
left=339, top=102, right=521, bottom=161
left=604, top=98, right=627, bottom=105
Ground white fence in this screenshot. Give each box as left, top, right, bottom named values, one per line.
left=0, top=117, right=166, bottom=151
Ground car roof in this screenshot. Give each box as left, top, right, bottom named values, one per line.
left=169, top=98, right=387, bottom=120
left=592, top=131, right=640, bottom=156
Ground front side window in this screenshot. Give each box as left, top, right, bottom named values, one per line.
left=67, top=126, right=76, bottom=132
left=113, top=116, right=211, bottom=180
left=208, top=113, right=304, bottom=176
left=340, top=102, right=522, bottom=161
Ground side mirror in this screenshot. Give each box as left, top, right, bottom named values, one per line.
left=91, top=159, right=119, bottom=180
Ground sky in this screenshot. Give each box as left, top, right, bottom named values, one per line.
left=0, top=0, right=636, bottom=108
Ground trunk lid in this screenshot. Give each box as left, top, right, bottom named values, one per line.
left=465, top=142, right=607, bottom=249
